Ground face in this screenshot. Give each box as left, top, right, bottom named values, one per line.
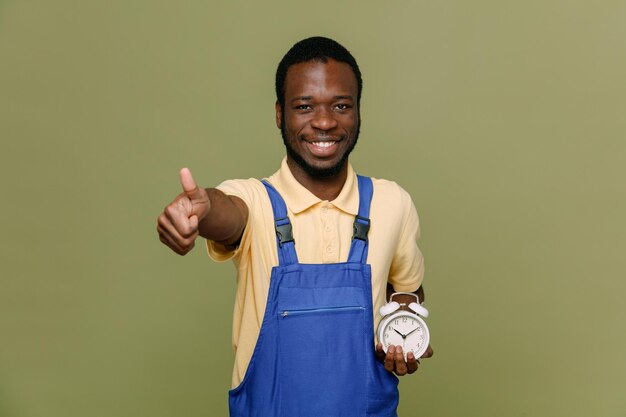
left=276, top=59, right=360, bottom=179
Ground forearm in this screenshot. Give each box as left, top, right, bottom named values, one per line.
left=386, top=283, right=424, bottom=303
left=198, top=188, right=248, bottom=246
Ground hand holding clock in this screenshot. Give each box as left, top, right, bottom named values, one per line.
left=375, top=342, right=433, bottom=376
left=376, top=290, right=433, bottom=376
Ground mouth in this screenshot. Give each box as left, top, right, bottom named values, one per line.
left=310, top=140, right=336, bottom=148
left=303, top=138, right=341, bottom=157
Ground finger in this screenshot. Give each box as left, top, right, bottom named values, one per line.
left=384, top=345, right=396, bottom=373
left=189, top=214, right=199, bottom=230
left=158, top=226, right=193, bottom=255
left=406, top=351, right=419, bottom=374
left=394, top=346, right=407, bottom=376
left=158, top=217, right=198, bottom=250
left=157, top=223, right=191, bottom=252
left=375, top=343, right=386, bottom=362
left=159, top=232, right=184, bottom=255
left=164, top=201, right=197, bottom=238
left=179, top=168, right=209, bottom=215
left=180, top=167, right=200, bottom=197
left=420, top=344, right=434, bottom=358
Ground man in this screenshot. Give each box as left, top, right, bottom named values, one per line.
left=157, top=36, right=433, bottom=416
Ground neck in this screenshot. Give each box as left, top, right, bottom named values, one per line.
left=286, top=157, right=348, bottom=201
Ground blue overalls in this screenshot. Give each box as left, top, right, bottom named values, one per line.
left=228, top=176, right=399, bottom=417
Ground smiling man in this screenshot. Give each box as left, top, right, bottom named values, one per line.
left=157, top=36, right=432, bottom=416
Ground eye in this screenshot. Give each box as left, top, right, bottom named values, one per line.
left=335, top=103, right=352, bottom=111
left=295, top=104, right=312, bottom=110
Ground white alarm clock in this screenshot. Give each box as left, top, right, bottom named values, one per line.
left=377, top=292, right=430, bottom=361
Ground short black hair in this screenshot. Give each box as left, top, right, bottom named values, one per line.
left=275, top=36, right=362, bottom=109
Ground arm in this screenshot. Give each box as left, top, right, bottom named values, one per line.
left=387, top=282, right=424, bottom=304
left=157, top=168, right=248, bottom=255
left=373, top=189, right=432, bottom=375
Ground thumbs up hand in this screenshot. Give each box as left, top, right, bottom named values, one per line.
left=157, top=168, right=210, bottom=255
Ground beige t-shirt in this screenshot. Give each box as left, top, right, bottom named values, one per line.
left=207, top=158, right=424, bottom=388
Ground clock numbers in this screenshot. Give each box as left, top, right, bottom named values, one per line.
left=378, top=311, right=429, bottom=359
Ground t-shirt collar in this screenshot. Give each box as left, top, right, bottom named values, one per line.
left=268, top=157, right=359, bottom=216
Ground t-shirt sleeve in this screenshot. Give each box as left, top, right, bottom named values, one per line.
left=387, top=193, right=424, bottom=293
left=205, top=179, right=257, bottom=262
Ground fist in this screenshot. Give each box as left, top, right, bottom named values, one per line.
left=157, top=168, right=210, bottom=255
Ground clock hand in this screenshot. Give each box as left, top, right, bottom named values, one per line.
left=393, top=328, right=407, bottom=339
left=404, top=327, right=419, bottom=337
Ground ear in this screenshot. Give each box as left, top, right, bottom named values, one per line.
left=275, top=101, right=282, bottom=129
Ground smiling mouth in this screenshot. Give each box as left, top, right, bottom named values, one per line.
left=309, top=141, right=336, bottom=148
left=303, top=135, right=342, bottom=144
left=304, top=139, right=341, bottom=157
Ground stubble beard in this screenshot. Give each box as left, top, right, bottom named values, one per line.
left=280, top=112, right=360, bottom=179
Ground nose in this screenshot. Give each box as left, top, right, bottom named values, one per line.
left=310, top=108, right=338, bottom=131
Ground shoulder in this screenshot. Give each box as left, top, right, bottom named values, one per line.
left=367, top=176, right=420, bottom=235
left=215, top=178, right=268, bottom=206
left=370, top=177, right=415, bottom=211
left=207, top=178, right=275, bottom=260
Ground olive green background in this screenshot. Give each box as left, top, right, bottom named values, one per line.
left=1, top=0, right=625, bottom=416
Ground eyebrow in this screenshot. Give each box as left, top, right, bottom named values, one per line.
left=291, top=95, right=354, bottom=102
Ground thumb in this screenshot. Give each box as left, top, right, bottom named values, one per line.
left=179, top=167, right=201, bottom=198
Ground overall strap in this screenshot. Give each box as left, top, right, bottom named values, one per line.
left=347, top=175, right=373, bottom=264
left=261, top=180, right=298, bottom=266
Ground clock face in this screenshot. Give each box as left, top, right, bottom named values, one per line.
left=378, top=311, right=430, bottom=360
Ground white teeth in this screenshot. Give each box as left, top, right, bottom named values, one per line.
left=312, top=141, right=335, bottom=148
